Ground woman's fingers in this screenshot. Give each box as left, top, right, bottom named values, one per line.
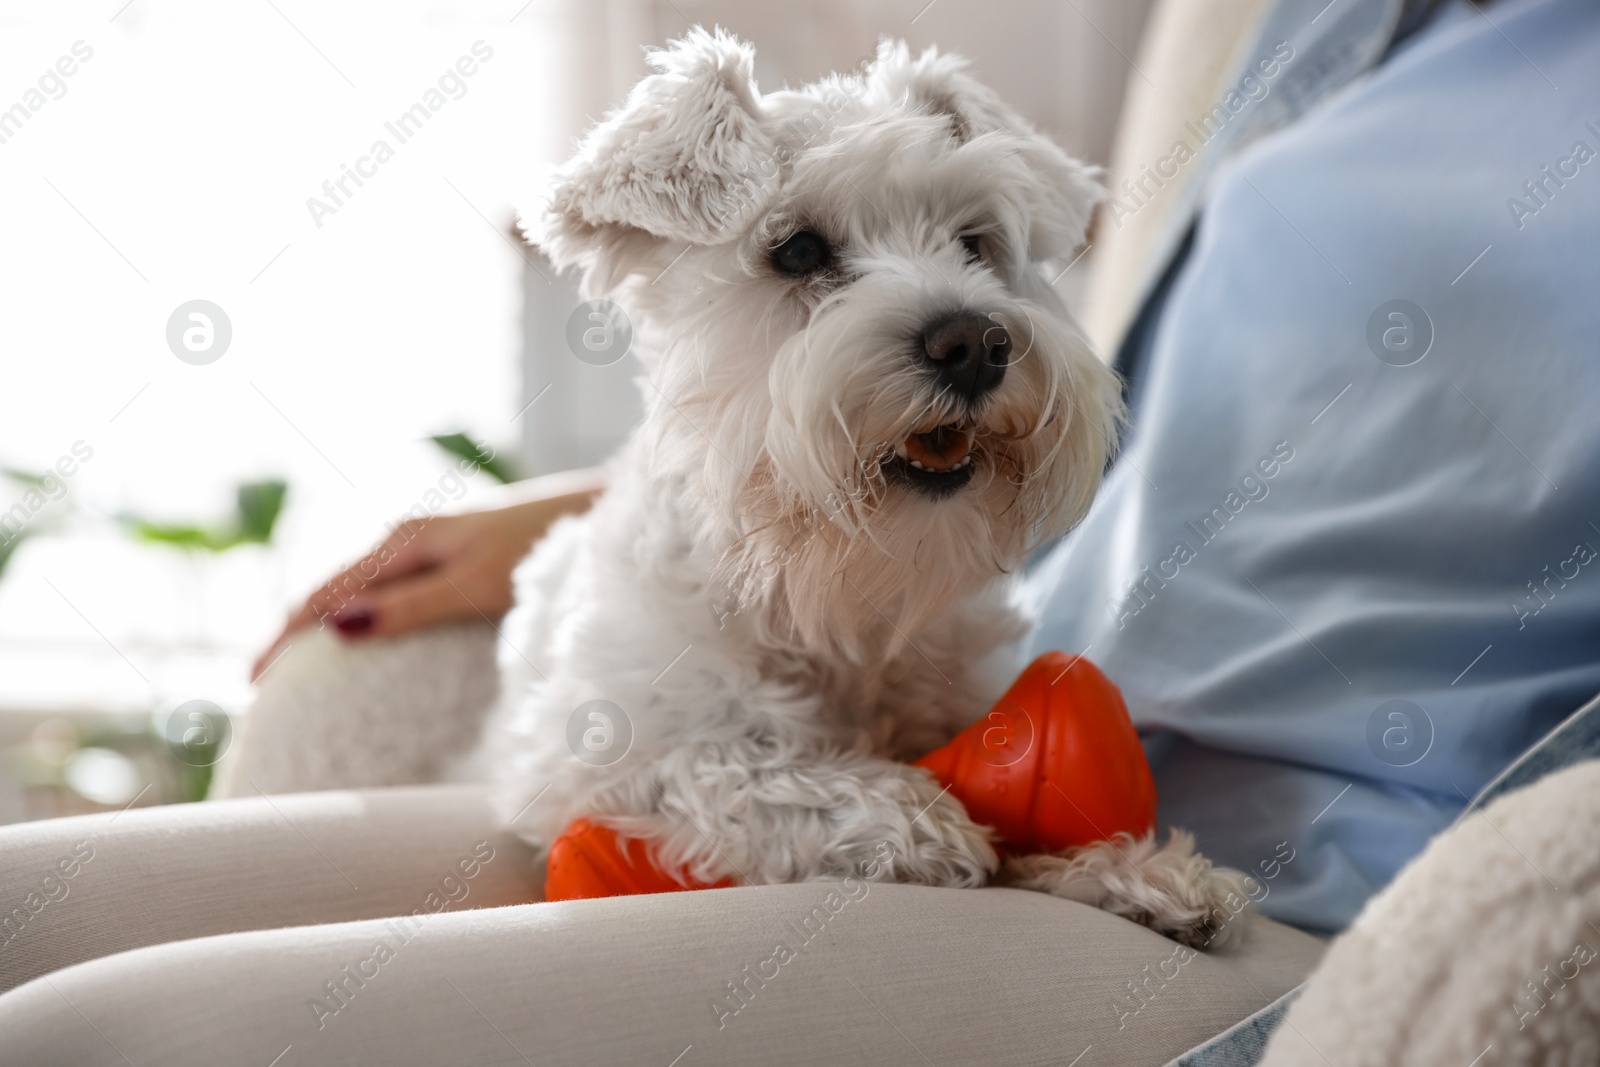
left=248, top=521, right=443, bottom=680
left=286, top=521, right=442, bottom=625
left=248, top=481, right=605, bottom=685
left=342, top=571, right=487, bottom=638
left=249, top=566, right=475, bottom=680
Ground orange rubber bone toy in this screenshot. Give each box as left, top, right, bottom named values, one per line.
left=544, top=651, right=1155, bottom=901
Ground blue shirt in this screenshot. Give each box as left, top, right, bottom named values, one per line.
left=1025, top=0, right=1600, bottom=934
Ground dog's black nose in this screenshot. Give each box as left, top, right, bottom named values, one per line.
left=921, top=314, right=1011, bottom=397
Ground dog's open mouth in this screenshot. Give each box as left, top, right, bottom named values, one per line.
left=888, top=422, right=977, bottom=495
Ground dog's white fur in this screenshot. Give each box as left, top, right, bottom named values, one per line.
left=490, top=29, right=1245, bottom=946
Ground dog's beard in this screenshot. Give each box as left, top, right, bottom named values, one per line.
left=674, top=274, right=1116, bottom=663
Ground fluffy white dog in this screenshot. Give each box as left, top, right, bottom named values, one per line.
left=492, top=29, right=1244, bottom=945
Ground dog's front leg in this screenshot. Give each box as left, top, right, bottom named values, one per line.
left=602, top=745, right=998, bottom=890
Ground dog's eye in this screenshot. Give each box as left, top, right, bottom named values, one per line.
left=771, top=231, right=831, bottom=277
left=960, top=234, right=984, bottom=263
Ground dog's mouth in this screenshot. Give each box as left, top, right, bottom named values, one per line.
left=887, top=422, right=977, bottom=496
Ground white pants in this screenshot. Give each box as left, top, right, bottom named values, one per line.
left=0, top=785, right=1323, bottom=1066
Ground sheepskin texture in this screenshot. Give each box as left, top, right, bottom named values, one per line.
left=487, top=28, right=1242, bottom=944
left=214, top=622, right=498, bottom=797
left=1258, top=759, right=1600, bottom=1067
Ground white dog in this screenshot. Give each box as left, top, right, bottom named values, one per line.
left=492, top=29, right=1245, bottom=946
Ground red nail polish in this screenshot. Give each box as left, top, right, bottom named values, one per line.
left=335, top=608, right=375, bottom=635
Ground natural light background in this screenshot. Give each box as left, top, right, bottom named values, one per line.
left=0, top=0, right=1151, bottom=820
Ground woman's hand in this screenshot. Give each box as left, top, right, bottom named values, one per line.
left=250, top=469, right=603, bottom=681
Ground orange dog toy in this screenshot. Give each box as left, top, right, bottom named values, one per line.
left=544, top=818, right=735, bottom=900
left=913, top=650, right=1157, bottom=852
left=543, top=651, right=1155, bottom=901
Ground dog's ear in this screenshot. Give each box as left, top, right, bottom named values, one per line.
left=1011, top=134, right=1102, bottom=262
left=867, top=40, right=1101, bottom=261
left=531, top=27, right=777, bottom=277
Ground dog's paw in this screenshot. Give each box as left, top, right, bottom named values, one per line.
left=1001, top=830, right=1254, bottom=949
